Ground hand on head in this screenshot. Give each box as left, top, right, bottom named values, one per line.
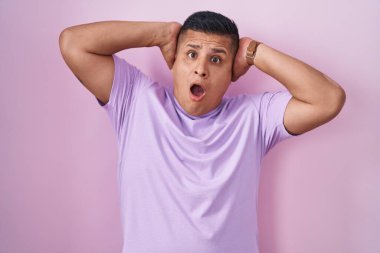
left=231, top=37, right=252, bottom=82
left=159, top=22, right=182, bottom=70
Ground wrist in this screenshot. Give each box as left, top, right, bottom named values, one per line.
left=156, top=22, right=181, bottom=48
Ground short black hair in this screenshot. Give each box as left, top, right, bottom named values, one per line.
left=179, top=11, right=239, bottom=55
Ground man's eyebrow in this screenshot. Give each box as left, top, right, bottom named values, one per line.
left=186, top=44, right=201, bottom=49
left=186, top=44, right=227, bottom=54
left=211, top=48, right=227, bottom=55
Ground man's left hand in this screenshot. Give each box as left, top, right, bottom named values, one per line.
left=232, top=37, right=253, bottom=82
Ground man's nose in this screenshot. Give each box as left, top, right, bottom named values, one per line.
left=194, top=59, right=208, bottom=78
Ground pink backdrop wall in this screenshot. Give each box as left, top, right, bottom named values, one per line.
left=1, top=0, right=379, bottom=252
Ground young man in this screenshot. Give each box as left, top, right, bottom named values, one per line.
left=59, top=11, right=345, bottom=253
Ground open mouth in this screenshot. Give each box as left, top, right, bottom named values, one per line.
left=190, top=84, right=206, bottom=98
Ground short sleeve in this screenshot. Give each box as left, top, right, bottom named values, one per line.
left=96, top=54, right=152, bottom=139
left=259, top=90, right=299, bottom=156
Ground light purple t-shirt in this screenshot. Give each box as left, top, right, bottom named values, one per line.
left=96, top=54, right=297, bottom=253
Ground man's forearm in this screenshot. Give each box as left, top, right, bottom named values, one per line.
left=60, top=21, right=170, bottom=55
left=254, top=43, right=345, bottom=108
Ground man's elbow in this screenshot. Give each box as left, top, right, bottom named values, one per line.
left=59, top=28, right=79, bottom=55
left=59, top=29, right=70, bottom=51
left=326, top=86, right=346, bottom=118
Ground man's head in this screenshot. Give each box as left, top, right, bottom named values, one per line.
left=171, top=11, right=239, bottom=117
left=178, top=11, right=239, bottom=56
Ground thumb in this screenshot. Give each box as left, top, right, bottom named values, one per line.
left=161, top=47, right=175, bottom=69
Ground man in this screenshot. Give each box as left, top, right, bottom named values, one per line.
left=59, top=11, right=345, bottom=253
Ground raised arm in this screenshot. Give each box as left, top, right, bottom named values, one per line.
left=232, top=37, right=346, bottom=136
left=58, top=21, right=181, bottom=104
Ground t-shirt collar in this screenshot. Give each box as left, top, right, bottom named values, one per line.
left=169, top=86, right=223, bottom=120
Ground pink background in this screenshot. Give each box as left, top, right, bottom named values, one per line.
left=1, top=0, right=379, bottom=252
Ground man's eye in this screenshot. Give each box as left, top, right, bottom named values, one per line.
left=211, top=56, right=221, bottom=63
left=187, top=52, right=197, bottom=58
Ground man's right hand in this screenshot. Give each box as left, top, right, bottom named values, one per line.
left=59, top=21, right=182, bottom=105
left=158, top=22, right=182, bottom=70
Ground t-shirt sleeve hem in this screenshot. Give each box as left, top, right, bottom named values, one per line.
left=278, top=90, right=301, bottom=138
left=95, top=54, right=119, bottom=110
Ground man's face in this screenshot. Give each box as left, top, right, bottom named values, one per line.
left=171, top=30, right=235, bottom=117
